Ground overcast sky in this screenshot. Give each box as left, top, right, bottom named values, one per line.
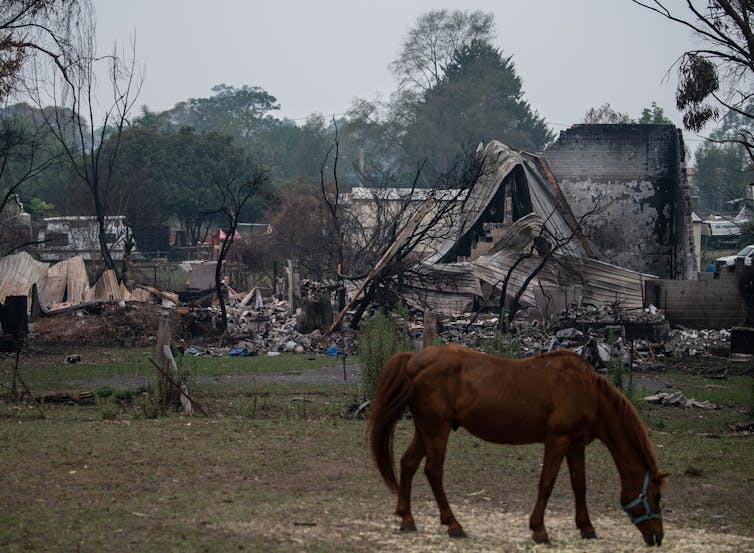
left=95, top=0, right=704, bottom=150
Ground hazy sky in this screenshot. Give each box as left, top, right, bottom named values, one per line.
left=95, top=0, right=704, bottom=150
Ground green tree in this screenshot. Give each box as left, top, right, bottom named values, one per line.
left=583, top=103, right=632, bottom=124
left=159, top=84, right=279, bottom=140
left=637, top=102, right=674, bottom=124
left=402, top=39, right=553, bottom=182
left=693, top=102, right=754, bottom=212
left=104, top=122, right=173, bottom=238
left=255, top=113, right=332, bottom=188
left=161, top=128, right=226, bottom=247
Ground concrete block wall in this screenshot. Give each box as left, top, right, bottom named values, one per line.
left=544, top=124, right=693, bottom=279
left=644, top=271, right=746, bottom=329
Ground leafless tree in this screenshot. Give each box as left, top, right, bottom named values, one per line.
left=390, top=9, right=495, bottom=96
left=497, top=202, right=609, bottom=328
left=633, top=1, right=754, bottom=161
left=211, top=159, right=268, bottom=333
left=323, top=145, right=487, bottom=330
left=30, top=5, right=142, bottom=273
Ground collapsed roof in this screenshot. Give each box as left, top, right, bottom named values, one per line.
left=394, top=140, right=659, bottom=318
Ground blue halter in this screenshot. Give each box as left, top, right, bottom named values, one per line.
left=622, top=471, right=662, bottom=525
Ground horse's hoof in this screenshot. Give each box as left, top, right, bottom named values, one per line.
left=448, top=527, right=466, bottom=539
left=532, top=534, right=550, bottom=544
left=400, top=522, right=417, bottom=532
left=580, top=530, right=597, bottom=540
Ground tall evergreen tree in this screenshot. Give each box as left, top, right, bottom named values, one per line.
left=402, top=39, right=553, bottom=183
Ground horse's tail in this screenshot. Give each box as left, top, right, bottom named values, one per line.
left=368, top=351, right=414, bottom=494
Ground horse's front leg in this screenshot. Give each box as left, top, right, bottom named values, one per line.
left=395, top=430, right=425, bottom=532
left=566, top=443, right=596, bottom=539
left=530, top=436, right=569, bottom=544
left=422, top=424, right=465, bottom=537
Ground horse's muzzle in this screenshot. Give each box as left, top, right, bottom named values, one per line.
left=643, top=530, right=663, bottom=546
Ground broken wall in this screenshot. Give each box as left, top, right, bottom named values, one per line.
left=543, top=124, right=695, bottom=279
left=645, top=271, right=745, bottom=329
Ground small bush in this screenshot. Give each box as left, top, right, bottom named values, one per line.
left=483, top=318, right=520, bottom=359
left=607, top=331, right=631, bottom=397
left=134, top=391, right=160, bottom=420
left=358, top=308, right=412, bottom=401
left=97, top=397, right=118, bottom=421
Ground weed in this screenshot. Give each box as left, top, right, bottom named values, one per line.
left=97, top=397, right=118, bottom=421
left=357, top=308, right=412, bottom=401
left=483, top=317, right=520, bottom=359
left=607, top=331, right=626, bottom=393
left=94, top=386, right=116, bottom=399
left=134, top=391, right=160, bottom=419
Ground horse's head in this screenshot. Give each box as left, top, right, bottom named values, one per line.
left=622, top=471, right=668, bottom=546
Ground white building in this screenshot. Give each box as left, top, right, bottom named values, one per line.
left=37, top=215, right=137, bottom=262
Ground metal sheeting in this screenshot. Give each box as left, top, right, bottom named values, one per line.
left=86, top=269, right=131, bottom=302
left=1, top=254, right=135, bottom=312
left=64, top=256, right=90, bottom=305
left=469, top=252, right=656, bottom=312
left=471, top=251, right=560, bottom=308
left=0, top=252, right=48, bottom=305
left=424, top=141, right=587, bottom=264
left=560, top=257, right=657, bottom=309
left=397, top=262, right=481, bottom=317
left=41, top=261, right=68, bottom=306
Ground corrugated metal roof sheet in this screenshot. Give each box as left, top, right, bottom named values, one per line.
left=0, top=252, right=49, bottom=305
left=560, top=257, right=657, bottom=309
left=424, top=141, right=586, bottom=264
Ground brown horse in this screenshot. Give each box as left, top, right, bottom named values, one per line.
left=368, top=343, right=668, bottom=546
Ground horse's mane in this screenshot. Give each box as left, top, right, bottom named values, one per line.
left=592, top=372, right=659, bottom=476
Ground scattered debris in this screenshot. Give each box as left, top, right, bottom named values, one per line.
left=38, top=390, right=95, bottom=405
left=732, top=421, right=754, bottom=434
left=643, top=391, right=719, bottom=410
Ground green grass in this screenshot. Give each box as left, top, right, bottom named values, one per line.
left=181, top=352, right=348, bottom=377
left=7, top=349, right=350, bottom=390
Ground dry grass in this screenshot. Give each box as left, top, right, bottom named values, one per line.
left=1, top=347, right=753, bottom=552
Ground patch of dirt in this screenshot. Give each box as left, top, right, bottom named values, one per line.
left=214, top=500, right=754, bottom=552
left=27, top=303, right=202, bottom=348
left=29, top=303, right=163, bottom=347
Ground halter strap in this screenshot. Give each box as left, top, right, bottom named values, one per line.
left=622, top=471, right=662, bottom=525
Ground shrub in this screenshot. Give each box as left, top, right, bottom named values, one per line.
left=358, top=308, right=412, bottom=401
left=483, top=317, right=520, bottom=359
left=607, top=330, right=632, bottom=397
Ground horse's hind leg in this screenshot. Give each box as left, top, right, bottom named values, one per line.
left=529, top=435, right=568, bottom=544
left=395, top=430, right=425, bottom=532
left=566, top=443, right=596, bottom=539
left=421, top=424, right=465, bottom=538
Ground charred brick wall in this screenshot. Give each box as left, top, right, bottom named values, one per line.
left=543, top=124, right=695, bottom=279
left=645, top=271, right=745, bottom=329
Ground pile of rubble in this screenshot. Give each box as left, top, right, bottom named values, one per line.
left=432, top=303, right=733, bottom=370
left=23, top=272, right=736, bottom=366
left=182, top=291, right=356, bottom=357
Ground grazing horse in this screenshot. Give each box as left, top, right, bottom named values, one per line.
left=368, top=344, right=668, bottom=546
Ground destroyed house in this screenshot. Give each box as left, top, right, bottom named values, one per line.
left=376, top=127, right=693, bottom=318
left=544, top=124, right=694, bottom=279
